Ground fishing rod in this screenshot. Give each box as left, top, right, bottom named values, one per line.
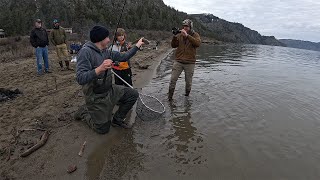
left=109, top=0, right=127, bottom=57
left=103, top=0, right=127, bottom=82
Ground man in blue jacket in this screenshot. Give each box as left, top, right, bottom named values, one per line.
left=30, top=19, right=51, bottom=75
left=75, top=25, right=144, bottom=134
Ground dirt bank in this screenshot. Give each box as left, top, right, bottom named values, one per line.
left=0, top=38, right=173, bottom=180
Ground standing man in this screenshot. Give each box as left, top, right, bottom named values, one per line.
left=168, top=19, right=201, bottom=100
left=74, top=25, right=145, bottom=134
left=49, top=19, right=71, bottom=70
left=30, top=19, right=51, bottom=75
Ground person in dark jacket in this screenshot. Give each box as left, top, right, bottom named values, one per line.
left=30, top=19, right=51, bottom=75
left=74, top=25, right=145, bottom=134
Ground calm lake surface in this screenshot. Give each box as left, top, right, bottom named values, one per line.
left=92, top=44, right=320, bottom=180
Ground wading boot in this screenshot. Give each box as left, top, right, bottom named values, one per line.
left=59, top=61, right=64, bottom=71
left=111, top=118, right=131, bottom=129
left=185, top=90, right=190, bottom=96
left=168, top=88, right=174, bottom=101
left=65, top=61, right=73, bottom=70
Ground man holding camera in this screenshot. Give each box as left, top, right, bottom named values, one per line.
left=168, top=19, right=201, bottom=100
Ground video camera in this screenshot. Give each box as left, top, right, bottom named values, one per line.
left=172, top=27, right=181, bottom=35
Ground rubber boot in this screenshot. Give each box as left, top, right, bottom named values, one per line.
left=65, top=61, right=72, bottom=70
left=111, top=118, right=131, bottom=129
left=59, top=61, right=64, bottom=71
left=168, top=88, right=174, bottom=101
left=185, top=89, right=191, bottom=96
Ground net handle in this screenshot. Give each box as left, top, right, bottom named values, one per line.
left=111, top=69, right=134, bottom=89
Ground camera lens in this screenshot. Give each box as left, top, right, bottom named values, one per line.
left=172, top=27, right=181, bottom=35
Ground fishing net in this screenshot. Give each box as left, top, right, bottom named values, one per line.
left=136, top=93, right=165, bottom=121
left=111, top=69, right=165, bottom=121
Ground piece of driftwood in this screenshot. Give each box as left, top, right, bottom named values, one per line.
left=78, top=141, right=87, bottom=157
left=20, top=128, right=47, bottom=132
left=6, top=147, right=11, bottom=161
left=20, top=131, right=49, bottom=157
left=54, top=77, right=57, bottom=90
left=15, top=128, right=47, bottom=142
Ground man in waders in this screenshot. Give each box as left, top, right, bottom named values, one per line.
left=168, top=19, right=201, bottom=101
left=49, top=19, right=72, bottom=70
left=74, top=25, right=145, bottom=134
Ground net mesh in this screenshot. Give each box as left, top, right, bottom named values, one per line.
left=136, top=93, right=165, bottom=121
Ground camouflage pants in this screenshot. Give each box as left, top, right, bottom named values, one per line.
left=169, top=61, right=195, bottom=93
left=55, top=43, right=69, bottom=61
left=74, top=85, right=139, bottom=134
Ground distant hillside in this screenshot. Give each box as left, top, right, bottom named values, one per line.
left=0, top=0, right=284, bottom=47
left=191, top=14, right=285, bottom=46
left=279, top=39, right=320, bottom=51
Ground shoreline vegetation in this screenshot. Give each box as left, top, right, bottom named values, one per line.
left=0, top=30, right=221, bottom=63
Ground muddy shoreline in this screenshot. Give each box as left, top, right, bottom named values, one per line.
left=0, top=38, right=173, bottom=179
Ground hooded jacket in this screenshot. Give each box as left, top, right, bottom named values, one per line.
left=76, top=41, right=139, bottom=96
left=171, top=31, right=201, bottom=64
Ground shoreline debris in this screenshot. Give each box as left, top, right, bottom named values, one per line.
left=78, top=141, right=86, bottom=157
left=20, top=131, right=49, bottom=157
left=67, top=165, right=77, bottom=173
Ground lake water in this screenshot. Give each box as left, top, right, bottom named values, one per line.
left=93, top=44, right=320, bottom=180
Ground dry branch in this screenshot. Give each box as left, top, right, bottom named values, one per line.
left=20, top=131, right=49, bottom=157
left=78, top=141, right=87, bottom=157
left=6, top=147, right=11, bottom=161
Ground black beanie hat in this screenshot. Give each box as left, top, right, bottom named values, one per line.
left=90, top=25, right=109, bottom=43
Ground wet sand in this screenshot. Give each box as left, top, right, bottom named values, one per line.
left=0, top=39, right=173, bottom=180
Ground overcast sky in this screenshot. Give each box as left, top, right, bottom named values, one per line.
left=162, top=0, right=320, bottom=42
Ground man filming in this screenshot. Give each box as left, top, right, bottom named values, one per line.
left=168, top=19, right=201, bottom=100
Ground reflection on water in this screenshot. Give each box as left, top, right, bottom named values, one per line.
left=166, top=99, right=205, bottom=167
left=89, top=129, right=144, bottom=180
left=168, top=100, right=196, bottom=154
left=90, top=44, right=320, bottom=180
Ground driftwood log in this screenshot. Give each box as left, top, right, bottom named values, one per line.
left=20, top=131, right=49, bottom=157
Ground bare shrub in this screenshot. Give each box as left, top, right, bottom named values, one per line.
left=0, top=36, right=34, bottom=63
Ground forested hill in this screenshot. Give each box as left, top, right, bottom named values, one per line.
left=0, top=0, right=190, bottom=36
left=279, top=39, right=320, bottom=52
left=191, top=14, right=285, bottom=46
left=0, top=0, right=284, bottom=46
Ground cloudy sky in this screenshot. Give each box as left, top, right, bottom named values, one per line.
left=162, top=0, right=320, bottom=42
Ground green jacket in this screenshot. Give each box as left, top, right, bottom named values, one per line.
left=49, top=27, right=66, bottom=46
left=171, top=31, right=201, bottom=64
